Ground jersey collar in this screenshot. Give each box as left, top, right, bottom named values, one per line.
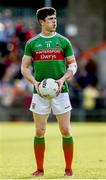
left=40, top=32, right=56, bottom=38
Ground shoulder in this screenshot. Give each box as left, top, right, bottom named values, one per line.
left=56, top=33, right=71, bottom=43
left=56, top=33, right=72, bottom=49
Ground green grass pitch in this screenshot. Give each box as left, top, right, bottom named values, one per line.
left=0, top=121, right=106, bottom=179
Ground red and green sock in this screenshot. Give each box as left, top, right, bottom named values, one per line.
left=62, top=136, right=74, bottom=170
left=34, top=136, right=45, bottom=171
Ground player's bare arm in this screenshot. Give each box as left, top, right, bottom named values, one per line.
left=56, top=55, right=77, bottom=93
left=21, top=55, right=40, bottom=93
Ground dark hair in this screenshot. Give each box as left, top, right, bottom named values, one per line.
left=36, top=7, right=56, bottom=21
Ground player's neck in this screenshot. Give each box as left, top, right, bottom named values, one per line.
left=41, top=30, right=55, bottom=37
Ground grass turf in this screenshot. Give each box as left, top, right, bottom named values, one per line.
left=0, top=121, right=106, bottom=179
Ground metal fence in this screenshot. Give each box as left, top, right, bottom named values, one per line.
left=0, top=96, right=106, bottom=122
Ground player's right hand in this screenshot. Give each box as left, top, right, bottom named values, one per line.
left=34, top=81, right=40, bottom=95
left=34, top=81, right=44, bottom=98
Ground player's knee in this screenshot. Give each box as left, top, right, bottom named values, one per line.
left=60, top=127, right=70, bottom=136
left=36, top=127, right=46, bottom=137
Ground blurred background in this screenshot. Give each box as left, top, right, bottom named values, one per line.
left=0, top=0, right=106, bottom=122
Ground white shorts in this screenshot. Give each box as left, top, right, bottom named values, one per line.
left=30, top=93, right=72, bottom=115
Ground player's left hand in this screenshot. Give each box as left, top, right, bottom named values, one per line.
left=56, top=78, right=65, bottom=95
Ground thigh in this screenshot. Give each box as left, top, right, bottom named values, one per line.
left=33, top=113, right=49, bottom=130
left=56, top=111, right=71, bottom=131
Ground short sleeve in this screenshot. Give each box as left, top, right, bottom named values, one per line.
left=24, top=40, right=32, bottom=57
left=64, top=39, right=74, bottom=57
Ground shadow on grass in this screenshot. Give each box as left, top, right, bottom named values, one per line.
left=17, top=176, right=66, bottom=179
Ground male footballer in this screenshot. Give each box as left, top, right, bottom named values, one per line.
left=21, top=7, right=77, bottom=177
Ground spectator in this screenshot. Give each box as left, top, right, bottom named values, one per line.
left=77, top=58, right=98, bottom=88
left=82, top=84, right=99, bottom=121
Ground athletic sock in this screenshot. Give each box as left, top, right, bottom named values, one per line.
left=62, top=136, right=73, bottom=170
left=34, top=136, right=45, bottom=171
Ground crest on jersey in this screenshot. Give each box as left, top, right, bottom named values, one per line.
left=55, top=42, right=59, bottom=48
left=32, top=103, right=36, bottom=109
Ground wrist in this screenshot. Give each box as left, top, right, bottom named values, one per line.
left=61, top=76, right=66, bottom=82
left=33, top=81, right=37, bottom=86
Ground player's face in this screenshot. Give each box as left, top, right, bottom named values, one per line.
left=42, top=14, right=57, bottom=32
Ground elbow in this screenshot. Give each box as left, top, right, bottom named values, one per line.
left=74, top=63, right=78, bottom=74
left=21, top=66, right=25, bottom=76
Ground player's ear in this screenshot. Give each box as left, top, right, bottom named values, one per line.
left=39, top=19, right=44, bottom=25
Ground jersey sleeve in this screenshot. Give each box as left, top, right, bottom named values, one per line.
left=24, top=40, right=32, bottom=57
left=64, top=39, right=74, bottom=57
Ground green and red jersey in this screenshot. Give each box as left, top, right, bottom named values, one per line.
left=24, top=32, right=74, bottom=93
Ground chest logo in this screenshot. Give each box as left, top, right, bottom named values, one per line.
left=55, top=42, right=60, bottom=48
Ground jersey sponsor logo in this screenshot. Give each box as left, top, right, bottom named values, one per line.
left=33, top=49, right=64, bottom=61
left=40, top=54, right=57, bottom=60
left=35, top=49, right=61, bottom=54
